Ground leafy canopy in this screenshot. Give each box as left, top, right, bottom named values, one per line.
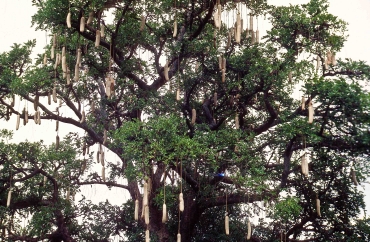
left=1, top=0, right=370, bottom=241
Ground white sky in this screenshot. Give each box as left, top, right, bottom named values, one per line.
left=0, top=0, right=369, bottom=222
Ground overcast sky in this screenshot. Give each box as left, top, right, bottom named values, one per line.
left=0, top=0, right=369, bottom=217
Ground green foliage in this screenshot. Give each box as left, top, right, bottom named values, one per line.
left=274, top=197, right=302, bottom=222
left=0, top=0, right=370, bottom=241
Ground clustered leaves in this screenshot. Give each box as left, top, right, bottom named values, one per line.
left=0, top=0, right=370, bottom=241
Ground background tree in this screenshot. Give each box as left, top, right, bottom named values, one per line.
left=1, top=0, right=370, bottom=241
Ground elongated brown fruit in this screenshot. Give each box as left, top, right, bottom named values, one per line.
left=82, top=142, right=86, bottom=156
left=225, top=215, right=229, bottom=235
left=134, top=199, right=139, bottom=220
left=74, top=63, right=80, bottom=81
left=222, top=57, right=226, bottom=70
left=143, top=182, right=148, bottom=207
left=235, top=113, right=239, bottom=129
left=48, top=92, right=51, bottom=105
left=191, top=109, right=196, bottom=125
left=247, top=221, right=251, bottom=239
left=90, top=100, right=95, bottom=112
left=105, top=76, right=111, bottom=97
left=316, top=198, right=321, bottom=217
left=173, top=20, right=177, bottom=37
left=77, top=48, right=82, bottom=66
left=62, top=56, right=67, bottom=73
left=326, top=51, right=332, bottom=65
left=214, top=6, right=221, bottom=29
left=235, top=13, right=241, bottom=43
left=176, top=89, right=180, bottom=101
left=34, top=95, right=39, bottom=111
left=140, top=15, right=145, bottom=31
left=43, top=53, right=47, bottom=66
left=81, top=159, right=87, bottom=173
left=66, top=68, right=71, bottom=85
left=109, top=76, right=115, bottom=97
left=66, top=187, right=70, bottom=200
left=34, top=112, right=37, bottom=124
left=7, top=189, right=12, bottom=207
left=145, top=205, right=149, bottom=225
left=301, top=154, right=308, bottom=176
left=288, top=72, right=292, bottom=83
left=162, top=203, right=167, bottom=223
left=164, top=61, right=169, bottom=81
left=6, top=107, right=10, bottom=121
left=53, top=86, right=57, bottom=103
left=145, top=230, right=150, bottom=242
left=96, top=151, right=100, bottom=163
left=87, top=12, right=94, bottom=25
left=214, top=11, right=220, bottom=29
left=66, top=12, right=71, bottom=28
left=16, top=114, right=20, bottom=130
left=177, top=233, right=181, bottom=242
left=222, top=69, right=226, bottom=82
left=95, top=30, right=101, bottom=47
left=308, top=102, right=314, bottom=123
left=80, top=110, right=85, bottom=123
left=331, top=52, right=336, bottom=66
left=147, top=178, right=152, bottom=195
left=80, top=16, right=85, bottom=32
left=351, top=168, right=359, bottom=186
left=55, top=53, right=62, bottom=66
left=51, top=45, right=55, bottom=59
left=102, top=166, right=106, bottom=182
left=56, top=135, right=60, bottom=150
left=100, top=151, right=105, bottom=166
left=37, top=110, right=41, bottom=125
left=141, top=198, right=145, bottom=219
left=63, top=68, right=67, bottom=79
left=54, top=53, right=59, bottom=68
left=249, top=15, right=253, bottom=31
left=301, top=96, right=305, bottom=110
left=22, top=108, right=26, bottom=126
left=35, top=110, right=41, bottom=125
left=179, top=192, right=184, bottom=212
left=25, top=110, right=28, bottom=123
left=218, top=56, right=222, bottom=70
left=10, top=94, right=15, bottom=107
left=101, top=24, right=105, bottom=38
left=103, top=129, right=107, bottom=145
left=217, top=4, right=221, bottom=16
left=251, top=31, right=256, bottom=44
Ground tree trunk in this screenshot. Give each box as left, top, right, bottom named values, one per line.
left=179, top=191, right=203, bottom=242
